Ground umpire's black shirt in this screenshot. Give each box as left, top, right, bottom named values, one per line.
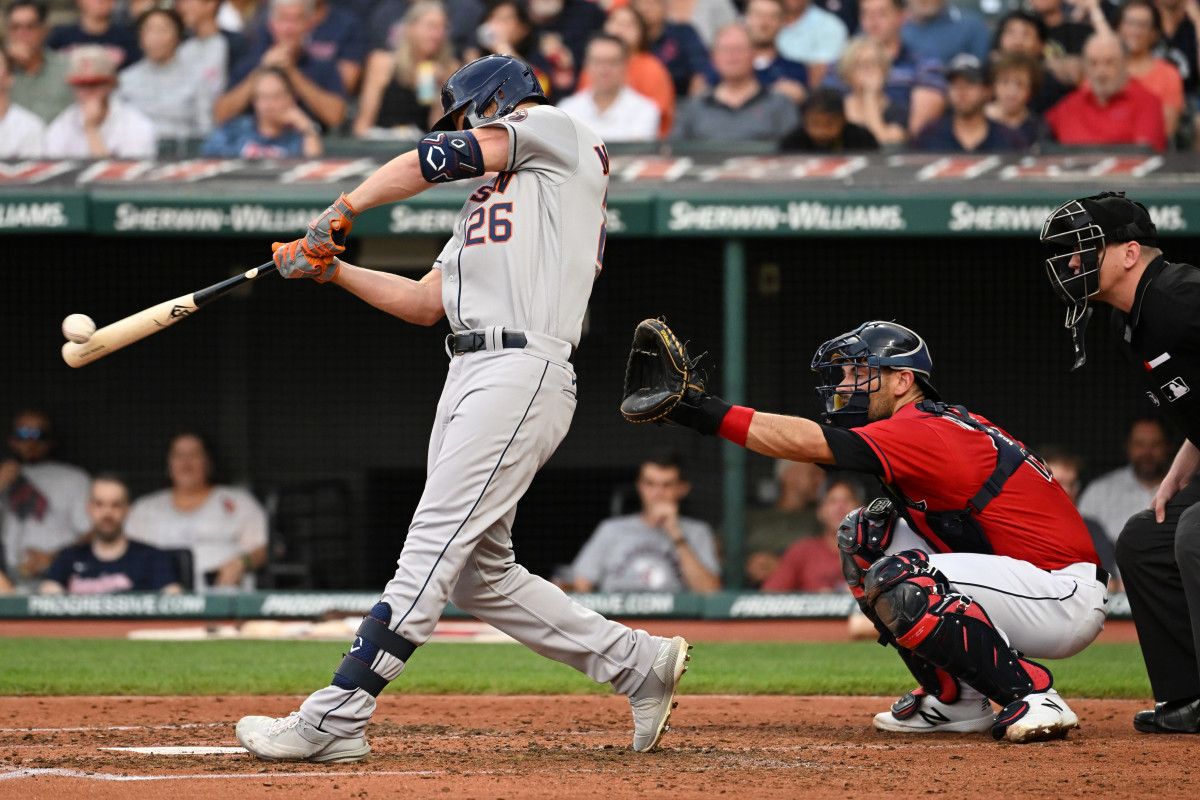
left=1112, top=254, right=1200, bottom=444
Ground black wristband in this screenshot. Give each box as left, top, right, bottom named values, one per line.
left=668, top=388, right=733, bottom=436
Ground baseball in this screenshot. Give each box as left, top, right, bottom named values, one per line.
left=62, top=313, right=96, bottom=344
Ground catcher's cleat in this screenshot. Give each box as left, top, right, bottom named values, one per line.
left=991, top=688, right=1079, bottom=743
left=237, top=712, right=370, bottom=762
left=873, top=688, right=993, bottom=734
left=629, top=636, right=691, bottom=752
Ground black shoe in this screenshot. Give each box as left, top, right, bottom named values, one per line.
left=1133, top=697, right=1200, bottom=734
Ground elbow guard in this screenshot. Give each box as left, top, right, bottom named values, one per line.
left=418, top=130, right=485, bottom=183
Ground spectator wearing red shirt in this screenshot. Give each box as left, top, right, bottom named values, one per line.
left=1045, top=31, right=1168, bottom=151
left=762, top=475, right=864, bottom=592
left=646, top=319, right=1107, bottom=744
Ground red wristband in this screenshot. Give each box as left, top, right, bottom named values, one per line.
left=717, top=406, right=755, bottom=447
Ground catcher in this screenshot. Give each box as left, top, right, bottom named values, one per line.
left=621, top=318, right=1108, bottom=743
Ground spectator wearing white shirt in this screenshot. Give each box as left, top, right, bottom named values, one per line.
left=558, top=34, right=661, bottom=141
left=44, top=44, right=156, bottom=157
left=125, top=431, right=268, bottom=592
left=177, top=0, right=245, bottom=100
left=0, top=47, right=44, bottom=157
left=1079, top=416, right=1173, bottom=546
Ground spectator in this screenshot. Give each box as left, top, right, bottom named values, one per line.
left=984, top=51, right=1051, bottom=146
left=40, top=475, right=183, bottom=595
left=571, top=452, right=721, bottom=593
left=1118, top=0, right=1186, bottom=141
left=125, top=431, right=268, bottom=592
left=743, top=460, right=824, bottom=587
left=1157, top=0, right=1199, bottom=94
left=825, top=0, right=946, bottom=137
left=668, top=0, right=738, bottom=47
left=252, top=0, right=366, bottom=94
left=744, top=0, right=808, bottom=104
left=202, top=67, right=322, bottom=156
left=1040, top=445, right=1120, bottom=591
left=776, top=0, right=848, bottom=86
left=4, top=0, right=75, bottom=122
left=526, top=0, right=607, bottom=93
left=914, top=52, right=1026, bottom=151
left=369, top=0, right=482, bottom=56
left=1078, top=416, right=1172, bottom=546
left=631, top=0, right=710, bottom=96
left=0, top=46, right=44, bottom=157
left=558, top=34, right=661, bottom=141
left=902, top=0, right=991, bottom=65
left=582, top=4, right=675, bottom=135
left=46, top=0, right=141, bottom=68
left=217, top=0, right=262, bottom=32
left=44, top=45, right=156, bottom=158
left=117, top=8, right=213, bottom=146
left=836, top=36, right=910, bottom=145
left=991, top=10, right=1071, bottom=112
left=913, top=53, right=1024, bottom=151
left=214, top=0, right=346, bottom=131
left=1028, top=0, right=1099, bottom=61
left=353, top=0, right=458, bottom=136
left=1045, top=31, right=1168, bottom=151
left=780, top=85, right=879, bottom=150
left=671, top=23, right=799, bottom=140
left=469, top=0, right=554, bottom=96
left=761, top=475, right=865, bottom=592
left=176, top=0, right=248, bottom=100
left=0, top=409, right=90, bottom=584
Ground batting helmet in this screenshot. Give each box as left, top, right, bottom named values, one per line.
left=1040, top=191, right=1158, bottom=330
left=431, top=54, right=548, bottom=132
left=811, top=321, right=941, bottom=429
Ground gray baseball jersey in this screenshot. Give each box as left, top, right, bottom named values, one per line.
left=298, top=107, right=665, bottom=740
left=434, top=105, right=608, bottom=348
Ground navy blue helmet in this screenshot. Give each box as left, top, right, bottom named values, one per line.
left=811, top=321, right=941, bottom=428
left=432, top=54, right=549, bottom=132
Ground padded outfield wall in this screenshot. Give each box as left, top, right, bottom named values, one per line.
left=2, top=151, right=1193, bottom=589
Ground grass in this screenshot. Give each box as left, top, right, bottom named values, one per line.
left=0, top=638, right=1152, bottom=698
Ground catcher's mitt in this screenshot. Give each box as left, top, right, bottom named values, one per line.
left=620, top=318, right=704, bottom=423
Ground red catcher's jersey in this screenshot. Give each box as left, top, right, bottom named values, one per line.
left=852, top=402, right=1100, bottom=570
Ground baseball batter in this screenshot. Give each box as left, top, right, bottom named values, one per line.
left=624, top=319, right=1108, bottom=743
left=235, top=55, right=690, bottom=763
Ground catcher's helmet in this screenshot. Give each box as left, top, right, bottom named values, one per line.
left=431, top=54, right=548, bottom=132
left=811, top=321, right=941, bottom=429
left=1040, top=191, right=1158, bottom=329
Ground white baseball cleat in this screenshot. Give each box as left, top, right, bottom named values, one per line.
left=991, top=688, right=1079, bottom=743
left=873, top=689, right=994, bottom=734
left=629, top=635, right=691, bottom=752
left=236, top=712, right=370, bottom=762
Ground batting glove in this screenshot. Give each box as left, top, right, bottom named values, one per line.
left=272, top=239, right=340, bottom=283
left=304, top=192, right=357, bottom=258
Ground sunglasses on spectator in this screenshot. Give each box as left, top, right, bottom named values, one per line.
left=12, top=426, right=49, bottom=441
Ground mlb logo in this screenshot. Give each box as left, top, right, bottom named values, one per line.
left=1163, top=378, right=1190, bottom=401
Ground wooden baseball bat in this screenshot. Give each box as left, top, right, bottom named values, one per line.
left=61, top=262, right=278, bottom=368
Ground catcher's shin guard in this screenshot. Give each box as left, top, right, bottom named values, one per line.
left=863, top=551, right=1053, bottom=707
left=331, top=602, right=417, bottom=697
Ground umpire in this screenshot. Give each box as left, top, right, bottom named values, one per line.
left=1042, top=191, right=1200, bottom=734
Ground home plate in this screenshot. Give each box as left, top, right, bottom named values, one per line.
left=101, top=747, right=247, bottom=755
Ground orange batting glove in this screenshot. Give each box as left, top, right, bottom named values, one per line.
left=304, top=192, right=357, bottom=259
left=272, top=240, right=340, bottom=283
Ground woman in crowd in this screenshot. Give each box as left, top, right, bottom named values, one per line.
left=466, top=0, right=555, bottom=95
left=836, top=37, right=908, bottom=146
left=126, top=432, right=268, bottom=592
left=991, top=10, right=1070, bottom=113
left=202, top=66, right=322, bottom=156
left=117, top=7, right=212, bottom=146
left=353, top=0, right=458, bottom=137
left=984, top=51, right=1050, bottom=147
left=1117, top=0, right=1186, bottom=142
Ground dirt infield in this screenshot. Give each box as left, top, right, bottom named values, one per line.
left=2, top=693, right=1193, bottom=800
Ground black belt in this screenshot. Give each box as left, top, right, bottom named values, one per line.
left=449, top=330, right=527, bottom=355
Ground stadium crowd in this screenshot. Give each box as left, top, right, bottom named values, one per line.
left=3, top=0, right=1199, bottom=157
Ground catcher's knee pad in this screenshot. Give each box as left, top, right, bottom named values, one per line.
left=863, top=554, right=1052, bottom=706
left=837, top=497, right=900, bottom=596
left=331, top=602, right=417, bottom=697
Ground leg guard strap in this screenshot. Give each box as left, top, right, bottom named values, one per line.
left=332, top=602, right=418, bottom=696
left=335, top=653, right=389, bottom=697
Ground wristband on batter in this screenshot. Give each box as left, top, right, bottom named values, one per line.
left=718, top=405, right=755, bottom=447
